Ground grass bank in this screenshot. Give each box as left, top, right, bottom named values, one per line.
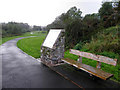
left=17, top=37, right=46, bottom=58
left=17, top=32, right=47, bottom=58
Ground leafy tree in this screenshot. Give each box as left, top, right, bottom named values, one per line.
left=113, top=1, right=120, bottom=25
left=65, top=19, right=85, bottom=49
left=83, top=13, right=100, bottom=30
left=99, top=2, right=113, bottom=20
left=99, top=1, right=120, bottom=27
left=99, top=2, right=116, bottom=27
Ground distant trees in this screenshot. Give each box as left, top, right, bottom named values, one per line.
left=2, top=22, right=31, bottom=37
left=1, top=22, right=44, bottom=37
left=32, top=25, right=42, bottom=31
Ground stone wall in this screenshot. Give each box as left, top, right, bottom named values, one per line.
left=40, top=30, right=65, bottom=66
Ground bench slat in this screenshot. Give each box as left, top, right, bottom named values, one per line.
left=62, top=58, right=113, bottom=80
left=70, top=49, right=117, bottom=66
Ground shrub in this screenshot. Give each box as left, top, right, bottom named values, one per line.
left=74, top=41, right=85, bottom=50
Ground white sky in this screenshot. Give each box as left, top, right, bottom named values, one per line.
left=0, top=0, right=104, bottom=26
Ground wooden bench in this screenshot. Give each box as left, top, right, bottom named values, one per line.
left=62, top=49, right=117, bottom=80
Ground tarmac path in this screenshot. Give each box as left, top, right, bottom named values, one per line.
left=1, top=37, right=78, bottom=88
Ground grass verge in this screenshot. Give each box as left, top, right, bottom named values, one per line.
left=17, top=33, right=47, bottom=58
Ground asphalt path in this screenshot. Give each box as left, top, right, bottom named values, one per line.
left=1, top=37, right=78, bottom=88
left=1, top=37, right=120, bottom=89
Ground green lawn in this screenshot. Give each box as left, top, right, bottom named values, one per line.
left=16, top=35, right=120, bottom=82
left=17, top=36, right=46, bottom=58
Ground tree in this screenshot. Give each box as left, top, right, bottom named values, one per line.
left=2, top=22, right=31, bottom=37
left=99, top=2, right=113, bottom=19
left=32, top=25, right=42, bottom=31
left=83, top=13, right=100, bottom=29
left=99, top=2, right=114, bottom=27
left=99, top=1, right=120, bottom=27
left=65, top=19, right=84, bottom=48
left=113, top=1, right=120, bottom=25
left=59, top=6, right=82, bottom=27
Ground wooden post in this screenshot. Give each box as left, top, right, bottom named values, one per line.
left=77, top=56, right=82, bottom=63
left=96, top=61, right=101, bottom=69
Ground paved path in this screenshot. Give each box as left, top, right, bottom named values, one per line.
left=1, top=37, right=78, bottom=88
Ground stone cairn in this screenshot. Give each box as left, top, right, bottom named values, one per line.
left=40, top=29, right=65, bottom=66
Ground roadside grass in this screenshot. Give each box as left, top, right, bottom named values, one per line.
left=17, top=33, right=47, bottom=58
left=0, top=31, right=47, bottom=45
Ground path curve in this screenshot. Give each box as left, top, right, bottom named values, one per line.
left=1, top=37, right=78, bottom=88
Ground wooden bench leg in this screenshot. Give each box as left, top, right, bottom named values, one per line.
left=96, top=61, right=101, bottom=69
left=77, top=56, right=82, bottom=63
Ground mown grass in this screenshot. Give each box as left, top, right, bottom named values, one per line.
left=0, top=31, right=47, bottom=45
left=17, top=33, right=47, bottom=58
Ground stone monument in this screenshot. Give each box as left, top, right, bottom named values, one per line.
left=40, top=29, right=65, bottom=66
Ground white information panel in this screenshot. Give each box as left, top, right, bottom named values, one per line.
left=42, top=29, right=62, bottom=48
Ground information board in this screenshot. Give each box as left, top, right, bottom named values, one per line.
left=42, top=29, right=62, bottom=48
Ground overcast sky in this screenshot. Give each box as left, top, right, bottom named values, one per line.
left=0, top=0, right=105, bottom=26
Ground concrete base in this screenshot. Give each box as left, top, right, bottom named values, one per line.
left=40, top=59, right=65, bottom=67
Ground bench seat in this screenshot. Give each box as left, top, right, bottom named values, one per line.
left=62, top=58, right=113, bottom=80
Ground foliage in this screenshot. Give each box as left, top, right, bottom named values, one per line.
left=81, top=26, right=120, bottom=55
left=65, top=19, right=84, bottom=49
left=74, top=41, right=86, bottom=50
left=32, top=25, right=42, bottom=31
left=99, top=2, right=113, bottom=20
left=99, top=1, right=120, bottom=27
left=46, top=1, right=120, bottom=49
left=1, top=22, right=44, bottom=38
left=46, top=6, right=101, bottom=49
left=2, top=22, right=31, bottom=37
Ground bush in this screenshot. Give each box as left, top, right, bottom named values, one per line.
left=74, top=41, right=85, bottom=50
left=82, top=26, right=120, bottom=54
